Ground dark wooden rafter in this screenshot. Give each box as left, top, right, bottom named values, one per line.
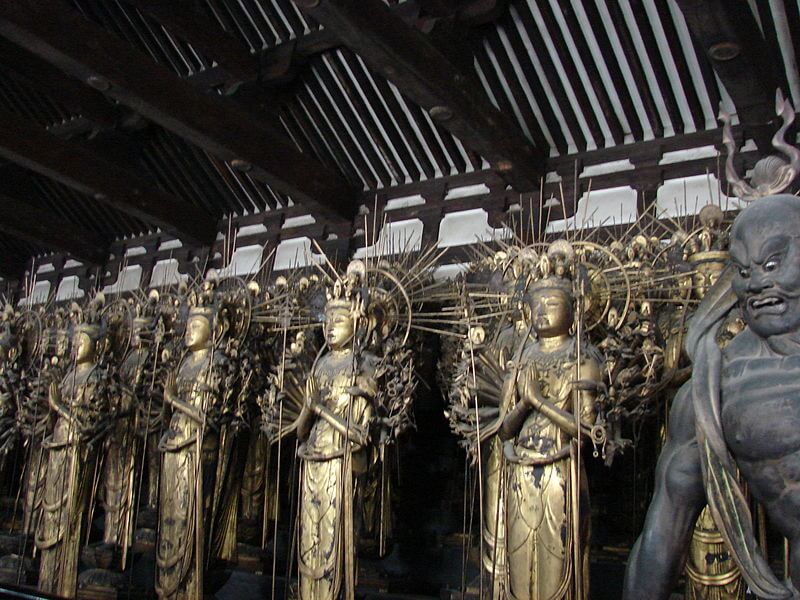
left=156, top=1, right=507, bottom=89
left=554, top=0, right=625, bottom=144
left=0, top=0, right=357, bottom=223
left=579, top=0, right=643, bottom=141
left=481, top=27, right=551, bottom=156
left=0, top=38, right=117, bottom=129
left=674, top=0, right=779, bottom=149
left=121, top=0, right=255, bottom=84
left=0, top=106, right=216, bottom=245
left=512, top=2, right=587, bottom=152
left=0, top=191, right=108, bottom=264
left=492, top=11, right=567, bottom=154
left=535, top=1, right=609, bottom=147
left=626, top=0, right=684, bottom=134
left=294, top=0, right=546, bottom=191
left=603, top=0, right=663, bottom=138
left=650, top=0, right=705, bottom=130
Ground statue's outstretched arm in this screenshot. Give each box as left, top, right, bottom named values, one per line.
left=622, top=381, right=705, bottom=600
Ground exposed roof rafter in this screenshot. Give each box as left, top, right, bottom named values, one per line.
left=295, top=0, right=547, bottom=191
left=0, top=191, right=108, bottom=264
left=0, top=0, right=358, bottom=223
left=121, top=0, right=256, bottom=84
left=0, top=37, right=117, bottom=129
left=674, top=0, right=779, bottom=148
left=0, top=106, right=217, bottom=245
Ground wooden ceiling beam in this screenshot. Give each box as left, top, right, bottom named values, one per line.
left=294, top=0, right=546, bottom=191
left=121, top=0, right=255, bottom=84
left=0, top=1, right=357, bottom=223
left=0, top=191, right=108, bottom=264
left=0, top=107, right=217, bottom=245
left=674, top=0, right=780, bottom=149
left=0, top=37, right=117, bottom=129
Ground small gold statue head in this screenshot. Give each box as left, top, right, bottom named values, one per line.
left=73, top=323, right=101, bottom=364
left=185, top=311, right=212, bottom=351
left=686, top=205, right=729, bottom=300
left=185, top=275, right=219, bottom=351
left=324, top=302, right=356, bottom=350
left=323, top=260, right=366, bottom=350
left=525, top=240, right=576, bottom=339
left=527, top=282, right=574, bottom=339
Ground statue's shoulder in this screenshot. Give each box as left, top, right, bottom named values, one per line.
left=721, top=327, right=760, bottom=361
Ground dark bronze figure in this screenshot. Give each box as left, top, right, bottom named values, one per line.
left=624, top=195, right=800, bottom=599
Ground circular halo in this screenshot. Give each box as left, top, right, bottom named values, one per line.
left=573, top=241, right=632, bottom=331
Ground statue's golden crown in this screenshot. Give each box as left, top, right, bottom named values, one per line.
left=685, top=204, right=729, bottom=265
left=527, top=240, right=576, bottom=295
left=73, top=292, right=106, bottom=340
left=325, top=260, right=366, bottom=313
left=188, top=273, right=219, bottom=319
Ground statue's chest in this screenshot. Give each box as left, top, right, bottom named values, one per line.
left=316, top=357, right=355, bottom=398
left=721, top=355, right=800, bottom=460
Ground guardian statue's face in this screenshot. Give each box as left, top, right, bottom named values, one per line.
left=731, top=195, right=800, bottom=339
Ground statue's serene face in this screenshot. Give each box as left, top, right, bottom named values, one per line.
left=324, top=307, right=355, bottom=349
left=185, top=314, right=211, bottom=350
left=529, top=288, right=573, bottom=338
left=74, top=332, right=95, bottom=364
left=731, top=196, right=800, bottom=339
left=692, top=260, right=726, bottom=300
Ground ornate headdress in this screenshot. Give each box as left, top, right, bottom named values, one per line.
left=188, top=273, right=220, bottom=321
left=720, top=89, right=800, bottom=201
left=325, top=260, right=366, bottom=317
left=73, top=292, right=106, bottom=341
left=684, top=204, right=729, bottom=265
left=527, top=239, right=577, bottom=296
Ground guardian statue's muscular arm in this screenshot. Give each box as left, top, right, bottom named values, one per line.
left=622, top=381, right=705, bottom=599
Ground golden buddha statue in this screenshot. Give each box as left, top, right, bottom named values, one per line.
left=156, top=277, right=242, bottom=599
left=499, top=240, right=603, bottom=600
left=295, top=267, right=378, bottom=600
left=36, top=300, right=109, bottom=597
left=480, top=249, right=535, bottom=597
left=19, top=310, right=67, bottom=538
left=101, top=306, right=151, bottom=564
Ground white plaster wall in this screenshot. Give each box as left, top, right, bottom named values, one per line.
left=655, top=173, right=744, bottom=217
left=19, top=280, right=51, bottom=306
left=437, top=209, right=511, bottom=247
left=55, top=275, right=85, bottom=301
left=103, top=264, right=143, bottom=294
left=354, top=218, right=424, bottom=258
left=274, top=237, right=325, bottom=271
left=547, top=186, right=638, bottom=233
left=433, top=262, right=470, bottom=281
left=219, top=244, right=264, bottom=278
left=149, top=258, right=189, bottom=287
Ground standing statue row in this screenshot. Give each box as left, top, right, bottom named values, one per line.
left=0, top=89, right=798, bottom=600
